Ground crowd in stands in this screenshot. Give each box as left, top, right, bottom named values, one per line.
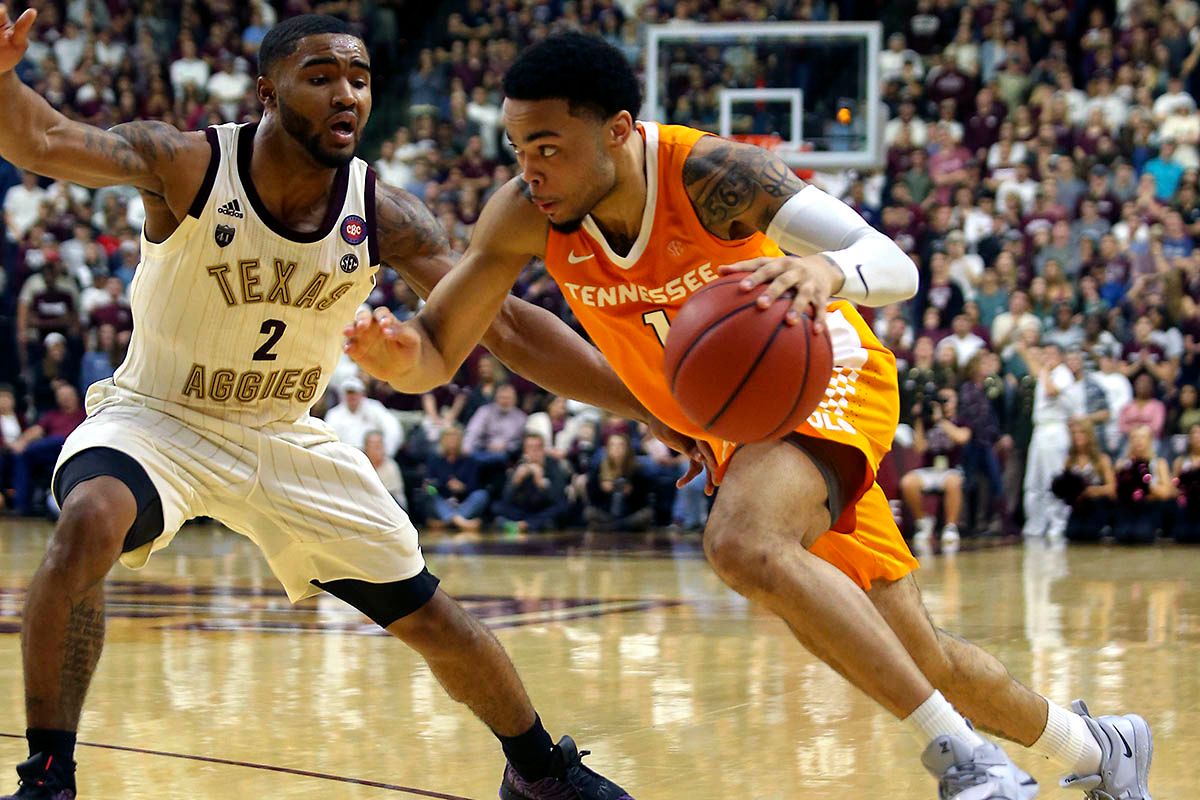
left=3, top=0, right=1200, bottom=547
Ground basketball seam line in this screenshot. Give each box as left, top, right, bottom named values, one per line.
left=668, top=299, right=762, bottom=395
left=766, top=315, right=813, bottom=439
left=703, top=314, right=788, bottom=432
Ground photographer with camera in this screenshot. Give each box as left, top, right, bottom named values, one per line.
left=583, top=433, right=654, bottom=533
left=491, top=432, right=570, bottom=534
left=900, top=387, right=972, bottom=548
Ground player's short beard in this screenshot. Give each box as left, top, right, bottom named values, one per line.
left=278, top=96, right=356, bottom=169
left=549, top=216, right=585, bottom=234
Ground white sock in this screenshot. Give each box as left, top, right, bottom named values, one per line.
left=1030, top=701, right=1102, bottom=776
left=905, top=690, right=985, bottom=750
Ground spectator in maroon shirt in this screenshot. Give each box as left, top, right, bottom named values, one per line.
left=924, top=250, right=967, bottom=324
left=907, top=0, right=945, bottom=55
left=16, top=257, right=80, bottom=362
left=928, top=125, right=972, bottom=204
left=964, top=87, right=1006, bottom=157
left=926, top=57, right=977, bottom=117
left=10, top=383, right=86, bottom=516
left=88, top=275, right=133, bottom=333
left=1121, top=316, right=1174, bottom=384
left=1076, top=165, right=1120, bottom=223
left=456, top=135, right=495, bottom=192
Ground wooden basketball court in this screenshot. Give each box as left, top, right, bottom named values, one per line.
left=0, top=519, right=1194, bottom=798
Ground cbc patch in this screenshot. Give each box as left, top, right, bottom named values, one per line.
left=214, top=224, right=236, bottom=247
left=340, top=253, right=360, bottom=273
left=340, top=214, right=367, bottom=246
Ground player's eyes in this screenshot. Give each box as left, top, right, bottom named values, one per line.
left=310, top=77, right=327, bottom=85
left=540, top=146, right=558, bottom=157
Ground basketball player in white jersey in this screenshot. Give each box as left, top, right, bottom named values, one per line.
left=0, top=10, right=679, bottom=799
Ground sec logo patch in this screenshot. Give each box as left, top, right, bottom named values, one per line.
left=341, top=214, right=367, bottom=246
left=340, top=253, right=359, bottom=273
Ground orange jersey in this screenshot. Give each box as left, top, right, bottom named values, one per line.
left=543, top=123, right=899, bottom=483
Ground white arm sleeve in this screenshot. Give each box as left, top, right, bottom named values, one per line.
left=764, top=184, right=919, bottom=306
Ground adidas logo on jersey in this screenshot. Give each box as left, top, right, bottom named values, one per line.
left=217, top=199, right=245, bottom=218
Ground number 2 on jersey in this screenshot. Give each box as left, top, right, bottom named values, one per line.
left=253, top=319, right=287, bottom=361
left=642, top=309, right=671, bottom=347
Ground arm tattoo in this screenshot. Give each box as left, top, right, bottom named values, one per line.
left=377, top=184, right=451, bottom=264
left=683, top=141, right=804, bottom=235
left=79, top=121, right=189, bottom=193
left=108, top=120, right=185, bottom=164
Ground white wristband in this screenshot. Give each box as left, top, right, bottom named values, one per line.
left=765, top=185, right=918, bottom=306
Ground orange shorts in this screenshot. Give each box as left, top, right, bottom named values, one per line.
left=711, top=302, right=919, bottom=591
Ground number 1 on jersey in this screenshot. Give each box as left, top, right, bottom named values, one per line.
left=642, top=309, right=671, bottom=347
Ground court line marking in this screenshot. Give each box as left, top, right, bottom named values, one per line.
left=0, top=733, right=475, bottom=799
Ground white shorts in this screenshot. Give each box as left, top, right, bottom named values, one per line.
left=909, top=466, right=963, bottom=493
left=53, top=386, right=425, bottom=602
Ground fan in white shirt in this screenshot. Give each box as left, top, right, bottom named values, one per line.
left=1153, top=77, right=1198, bottom=121
left=206, top=57, right=252, bottom=121
left=169, top=38, right=211, bottom=98
left=944, top=315, right=987, bottom=368
left=2, top=171, right=46, bottom=241
left=944, top=230, right=984, bottom=299
left=324, top=378, right=404, bottom=456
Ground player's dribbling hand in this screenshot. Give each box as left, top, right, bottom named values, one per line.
left=648, top=417, right=719, bottom=496
left=0, top=5, right=37, bottom=74
left=719, top=255, right=845, bottom=334
left=343, top=307, right=421, bottom=384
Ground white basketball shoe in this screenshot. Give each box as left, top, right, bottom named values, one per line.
left=922, top=735, right=1040, bottom=799
left=1060, top=700, right=1153, bottom=799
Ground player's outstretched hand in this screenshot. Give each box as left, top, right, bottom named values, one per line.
left=343, top=307, right=421, bottom=385
left=648, top=417, right=720, bottom=496
left=0, top=5, right=38, bottom=74
left=719, top=254, right=844, bottom=334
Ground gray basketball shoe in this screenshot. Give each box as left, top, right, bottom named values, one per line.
left=922, top=735, right=1040, bottom=800
left=1060, top=700, right=1153, bottom=799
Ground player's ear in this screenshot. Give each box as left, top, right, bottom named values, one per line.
left=258, top=76, right=277, bottom=109
left=608, top=111, right=634, bottom=147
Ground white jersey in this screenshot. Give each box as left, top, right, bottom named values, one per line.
left=108, top=122, right=378, bottom=428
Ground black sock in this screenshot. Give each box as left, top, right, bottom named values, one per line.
left=498, top=715, right=555, bottom=782
left=26, top=728, right=77, bottom=774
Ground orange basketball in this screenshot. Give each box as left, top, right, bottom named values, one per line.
left=663, top=274, right=834, bottom=443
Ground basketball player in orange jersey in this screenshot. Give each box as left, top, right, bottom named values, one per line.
left=346, top=32, right=1154, bottom=800
left=0, top=10, right=657, bottom=800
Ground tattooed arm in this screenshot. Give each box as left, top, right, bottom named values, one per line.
left=0, top=69, right=209, bottom=235
left=682, top=136, right=806, bottom=240
left=684, top=136, right=917, bottom=317
left=354, top=180, right=653, bottom=421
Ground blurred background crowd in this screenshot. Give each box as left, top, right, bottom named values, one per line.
left=2, top=0, right=1199, bottom=547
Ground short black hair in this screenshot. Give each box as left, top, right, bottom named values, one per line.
left=503, top=31, right=642, bottom=120
left=258, top=14, right=357, bottom=77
